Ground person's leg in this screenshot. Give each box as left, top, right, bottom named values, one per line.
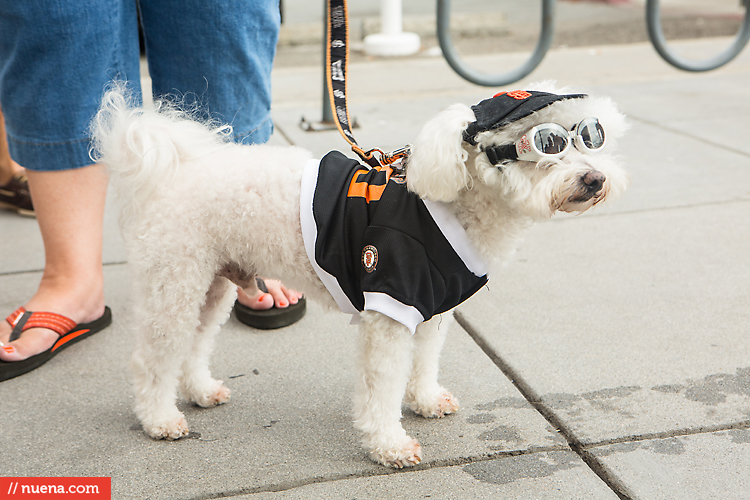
left=0, top=0, right=140, bottom=363
left=0, top=107, right=24, bottom=185
left=138, top=0, right=280, bottom=143
left=139, top=0, right=302, bottom=314
left=0, top=166, right=108, bottom=361
left=0, top=106, right=34, bottom=217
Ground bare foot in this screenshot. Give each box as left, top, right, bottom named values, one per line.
left=0, top=277, right=104, bottom=362
left=236, top=278, right=303, bottom=311
left=0, top=158, right=25, bottom=185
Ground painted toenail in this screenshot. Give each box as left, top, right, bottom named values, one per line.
left=3, top=345, right=14, bottom=354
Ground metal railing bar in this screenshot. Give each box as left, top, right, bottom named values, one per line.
left=646, top=0, right=750, bottom=72
left=436, top=0, right=556, bottom=87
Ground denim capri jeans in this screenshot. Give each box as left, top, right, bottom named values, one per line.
left=0, top=0, right=280, bottom=171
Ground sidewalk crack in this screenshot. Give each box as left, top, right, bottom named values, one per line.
left=455, top=310, right=638, bottom=500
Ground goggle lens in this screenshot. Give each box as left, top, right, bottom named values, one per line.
left=533, top=125, right=570, bottom=155
left=577, top=118, right=605, bottom=150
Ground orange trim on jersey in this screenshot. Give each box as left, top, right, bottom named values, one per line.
left=346, top=165, right=392, bottom=203
left=347, top=169, right=369, bottom=198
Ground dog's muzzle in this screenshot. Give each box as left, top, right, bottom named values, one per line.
left=566, top=170, right=606, bottom=204
left=583, top=170, right=605, bottom=194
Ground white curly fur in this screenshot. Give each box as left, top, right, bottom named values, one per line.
left=91, top=82, right=628, bottom=468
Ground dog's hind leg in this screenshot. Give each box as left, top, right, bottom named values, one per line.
left=179, top=276, right=235, bottom=408
left=353, top=311, right=421, bottom=468
left=405, top=314, right=459, bottom=418
left=130, top=271, right=213, bottom=440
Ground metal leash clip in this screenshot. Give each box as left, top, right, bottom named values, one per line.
left=359, top=145, right=411, bottom=167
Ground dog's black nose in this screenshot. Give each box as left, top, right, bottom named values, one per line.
left=583, top=171, right=606, bottom=193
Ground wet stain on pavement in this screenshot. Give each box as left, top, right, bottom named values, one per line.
left=478, top=425, right=524, bottom=445
left=463, top=451, right=581, bottom=485
left=651, top=383, right=684, bottom=394
left=542, top=393, right=581, bottom=411
left=474, top=396, right=532, bottom=411
left=591, top=436, right=686, bottom=457
left=683, top=369, right=750, bottom=405
left=468, top=398, right=567, bottom=449
left=540, top=367, right=750, bottom=417
left=465, top=413, right=497, bottom=424
left=728, top=428, right=750, bottom=444
left=592, top=429, right=750, bottom=460
left=646, top=436, right=686, bottom=455
left=652, top=367, right=750, bottom=406
left=582, top=386, right=642, bottom=401
left=544, top=386, right=641, bottom=411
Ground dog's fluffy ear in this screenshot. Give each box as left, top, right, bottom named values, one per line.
left=407, top=104, right=476, bottom=202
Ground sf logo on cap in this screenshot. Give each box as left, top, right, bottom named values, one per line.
left=493, top=90, right=532, bottom=100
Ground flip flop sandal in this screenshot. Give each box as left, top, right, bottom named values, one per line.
left=0, top=306, right=112, bottom=382
left=234, top=278, right=306, bottom=330
left=0, top=172, right=34, bottom=217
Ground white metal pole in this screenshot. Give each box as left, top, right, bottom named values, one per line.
left=364, top=0, right=420, bottom=56
left=381, top=0, right=401, bottom=36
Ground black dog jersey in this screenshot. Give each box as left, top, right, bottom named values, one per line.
left=300, top=151, right=489, bottom=333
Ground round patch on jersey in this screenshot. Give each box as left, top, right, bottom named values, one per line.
left=362, top=245, right=378, bottom=273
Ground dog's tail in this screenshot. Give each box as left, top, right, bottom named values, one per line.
left=90, top=82, right=231, bottom=218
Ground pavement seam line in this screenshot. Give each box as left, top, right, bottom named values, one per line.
left=0, top=260, right=128, bottom=277
left=579, top=420, right=750, bottom=450
left=549, top=197, right=750, bottom=223
left=454, top=310, right=638, bottom=500
left=272, top=121, right=297, bottom=147
left=181, top=447, right=568, bottom=500
left=628, top=114, right=750, bottom=159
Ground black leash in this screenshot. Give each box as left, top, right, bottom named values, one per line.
left=325, top=0, right=410, bottom=169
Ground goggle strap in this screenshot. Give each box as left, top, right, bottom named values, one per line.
left=462, top=127, right=478, bottom=146
left=483, top=144, right=517, bottom=165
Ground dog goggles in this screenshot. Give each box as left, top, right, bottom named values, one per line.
left=482, top=117, right=606, bottom=165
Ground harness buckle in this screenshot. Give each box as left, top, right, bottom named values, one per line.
left=356, top=145, right=411, bottom=167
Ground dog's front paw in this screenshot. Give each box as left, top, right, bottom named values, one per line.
left=367, top=437, right=423, bottom=468
left=183, top=379, right=231, bottom=408
left=142, top=414, right=190, bottom=440
left=408, top=389, right=460, bottom=418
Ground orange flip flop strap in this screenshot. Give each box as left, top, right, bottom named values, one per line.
left=5, top=306, right=26, bottom=327
left=24, top=312, right=77, bottom=336
left=6, top=307, right=77, bottom=336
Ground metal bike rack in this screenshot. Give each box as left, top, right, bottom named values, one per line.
left=302, top=0, right=750, bottom=131
left=300, top=2, right=340, bottom=132
left=646, top=0, right=750, bottom=72
left=436, top=0, right=556, bottom=87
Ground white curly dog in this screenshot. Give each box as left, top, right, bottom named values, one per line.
left=92, top=82, right=628, bottom=468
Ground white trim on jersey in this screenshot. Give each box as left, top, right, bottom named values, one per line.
left=363, top=292, right=424, bottom=334
left=423, top=200, right=489, bottom=279
left=300, top=159, right=359, bottom=316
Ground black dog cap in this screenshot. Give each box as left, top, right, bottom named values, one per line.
left=463, top=90, right=587, bottom=145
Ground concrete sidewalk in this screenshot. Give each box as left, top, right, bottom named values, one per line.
left=2, top=8, right=750, bottom=500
